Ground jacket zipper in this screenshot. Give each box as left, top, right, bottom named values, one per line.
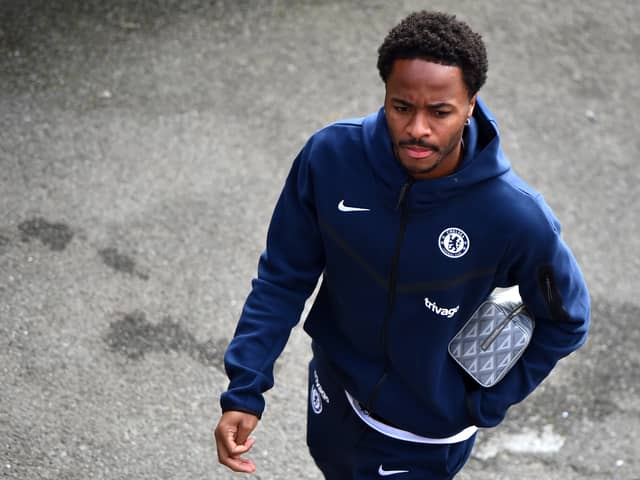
left=537, top=265, right=571, bottom=323
left=365, top=177, right=415, bottom=413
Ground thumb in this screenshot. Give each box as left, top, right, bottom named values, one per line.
left=235, top=415, right=258, bottom=446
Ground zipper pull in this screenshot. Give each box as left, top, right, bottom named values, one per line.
left=395, top=179, right=414, bottom=211
left=545, top=275, right=553, bottom=304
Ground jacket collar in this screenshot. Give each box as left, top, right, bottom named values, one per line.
left=362, top=97, right=511, bottom=209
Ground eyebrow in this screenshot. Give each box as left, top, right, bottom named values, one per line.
left=390, top=98, right=454, bottom=109
left=426, top=102, right=454, bottom=109
left=390, top=98, right=413, bottom=106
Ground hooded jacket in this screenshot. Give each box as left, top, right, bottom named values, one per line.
left=221, top=98, right=590, bottom=438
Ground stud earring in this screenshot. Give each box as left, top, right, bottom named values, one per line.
left=464, top=118, right=471, bottom=126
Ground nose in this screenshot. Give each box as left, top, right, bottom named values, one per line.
left=407, top=111, right=432, bottom=139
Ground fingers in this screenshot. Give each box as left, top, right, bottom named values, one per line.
left=215, top=411, right=259, bottom=473
left=217, top=431, right=256, bottom=472
left=225, top=429, right=255, bottom=455
left=220, top=436, right=256, bottom=473
left=220, top=450, right=256, bottom=473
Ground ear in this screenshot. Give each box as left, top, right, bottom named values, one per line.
left=467, top=95, right=477, bottom=121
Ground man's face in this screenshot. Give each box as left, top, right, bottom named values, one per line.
left=384, top=58, right=476, bottom=180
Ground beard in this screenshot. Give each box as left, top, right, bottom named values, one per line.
left=395, top=123, right=466, bottom=177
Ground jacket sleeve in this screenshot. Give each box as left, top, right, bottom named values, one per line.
left=220, top=141, right=325, bottom=417
left=466, top=196, right=590, bottom=427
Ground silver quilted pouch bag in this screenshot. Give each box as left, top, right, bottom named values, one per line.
left=448, top=287, right=534, bottom=388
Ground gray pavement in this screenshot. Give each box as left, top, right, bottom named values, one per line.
left=0, top=1, right=638, bottom=479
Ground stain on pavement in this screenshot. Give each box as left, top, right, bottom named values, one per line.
left=104, top=310, right=226, bottom=368
left=99, top=247, right=149, bottom=280
left=18, top=217, right=74, bottom=251
left=0, top=233, right=10, bottom=253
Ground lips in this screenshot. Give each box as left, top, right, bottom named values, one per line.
left=403, top=146, right=435, bottom=159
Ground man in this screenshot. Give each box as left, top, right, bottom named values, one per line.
left=215, top=10, right=590, bottom=479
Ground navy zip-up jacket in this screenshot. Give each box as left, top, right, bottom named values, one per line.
left=221, top=98, right=590, bottom=438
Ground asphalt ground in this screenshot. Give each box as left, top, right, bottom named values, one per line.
left=0, top=1, right=638, bottom=479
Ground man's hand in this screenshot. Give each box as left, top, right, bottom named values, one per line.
left=214, top=410, right=260, bottom=473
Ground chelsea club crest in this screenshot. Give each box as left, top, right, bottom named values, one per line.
left=438, top=227, right=470, bottom=258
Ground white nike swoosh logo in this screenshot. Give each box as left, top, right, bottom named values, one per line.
left=378, top=465, right=409, bottom=476
left=338, top=200, right=370, bottom=212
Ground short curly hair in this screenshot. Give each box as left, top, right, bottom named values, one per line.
left=377, top=11, right=488, bottom=97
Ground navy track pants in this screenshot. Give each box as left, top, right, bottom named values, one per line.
left=306, top=351, right=475, bottom=479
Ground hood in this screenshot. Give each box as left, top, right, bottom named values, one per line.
left=362, top=97, right=511, bottom=209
